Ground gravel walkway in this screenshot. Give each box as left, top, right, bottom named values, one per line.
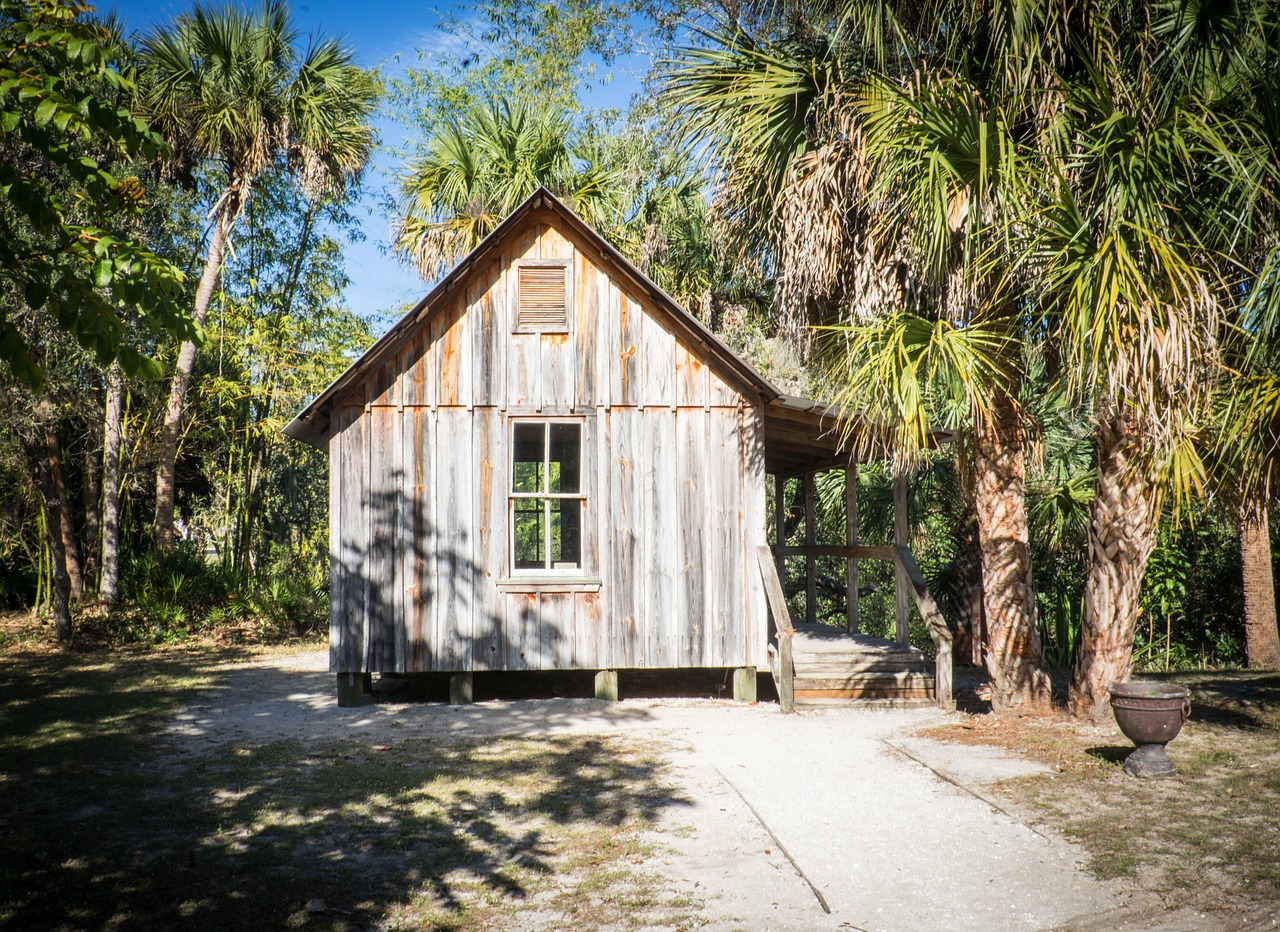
left=164, top=651, right=1231, bottom=931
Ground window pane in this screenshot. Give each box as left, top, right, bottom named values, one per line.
left=549, top=499, right=581, bottom=569
left=548, top=423, right=580, bottom=494
left=512, top=423, right=545, bottom=493
left=513, top=499, right=544, bottom=569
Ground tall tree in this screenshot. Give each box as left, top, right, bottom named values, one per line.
left=0, top=0, right=188, bottom=389
left=139, top=0, right=376, bottom=551
left=664, top=3, right=1054, bottom=710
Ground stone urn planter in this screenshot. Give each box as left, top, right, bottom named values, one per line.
left=1108, top=681, right=1191, bottom=778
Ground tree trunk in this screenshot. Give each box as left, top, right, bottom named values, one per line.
left=155, top=203, right=236, bottom=551
left=45, top=426, right=83, bottom=602
left=100, top=362, right=124, bottom=605
left=82, top=422, right=101, bottom=597
left=23, top=436, right=72, bottom=640
left=952, top=511, right=987, bottom=667
left=1240, top=494, right=1280, bottom=669
left=1069, top=412, right=1159, bottom=721
left=971, top=392, right=1051, bottom=711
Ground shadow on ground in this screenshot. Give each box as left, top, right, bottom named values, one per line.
left=0, top=652, right=691, bottom=930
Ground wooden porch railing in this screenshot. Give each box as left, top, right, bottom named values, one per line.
left=757, top=544, right=954, bottom=712
left=756, top=545, right=796, bottom=713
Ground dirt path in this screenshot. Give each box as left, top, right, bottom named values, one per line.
left=163, top=651, right=1232, bottom=931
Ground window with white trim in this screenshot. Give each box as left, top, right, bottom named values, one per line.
left=510, top=421, right=583, bottom=571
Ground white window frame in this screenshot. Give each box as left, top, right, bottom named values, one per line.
left=509, top=419, right=586, bottom=575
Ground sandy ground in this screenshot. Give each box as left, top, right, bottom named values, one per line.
left=163, top=651, right=1260, bottom=931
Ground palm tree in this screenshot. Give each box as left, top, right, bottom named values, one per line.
left=1020, top=2, right=1262, bottom=719
left=393, top=98, right=628, bottom=279
left=665, top=4, right=1056, bottom=710
left=139, top=0, right=376, bottom=551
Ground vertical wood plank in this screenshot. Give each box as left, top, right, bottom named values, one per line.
left=505, top=591, right=538, bottom=670
left=707, top=407, right=739, bottom=665
left=805, top=470, right=817, bottom=627
left=641, top=309, right=674, bottom=409
left=846, top=454, right=860, bottom=634
left=675, top=342, right=707, bottom=408
left=438, top=409, right=474, bottom=669
left=677, top=408, right=708, bottom=665
left=436, top=299, right=466, bottom=407
left=594, top=408, right=612, bottom=666
left=538, top=220, right=573, bottom=259
left=575, top=591, right=602, bottom=668
left=612, top=289, right=641, bottom=406
left=408, top=407, right=434, bottom=671
left=608, top=408, right=642, bottom=667
left=506, top=334, right=540, bottom=408
left=540, top=332, right=574, bottom=408
left=473, top=407, right=503, bottom=670
left=366, top=406, right=398, bottom=672
left=471, top=261, right=504, bottom=406
left=575, top=250, right=598, bottom=407
left=643, top=408, right=678, bottom=665
left=539, top=591, right=574, bottom=668
left=741, top=403, right=768, bottom=668
left=894, top=469, right=910, bottom=645
left=774, top=473, right=786, bottom=595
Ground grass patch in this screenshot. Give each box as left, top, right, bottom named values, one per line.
left=926, top=670, right=1280, bottom=917
left=0, top=650, right=699, bottom=930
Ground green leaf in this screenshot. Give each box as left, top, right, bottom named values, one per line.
left=0, top=110, right=19, bottom=132
left=92, top=258, right=112, bottom=288
left=34, top=97, right=57, bottom=127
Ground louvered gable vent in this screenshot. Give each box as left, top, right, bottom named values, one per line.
left=517, top=264, right=568, bottom=330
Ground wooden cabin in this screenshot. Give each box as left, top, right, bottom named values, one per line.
left=285, top=189, right=953, bottom=709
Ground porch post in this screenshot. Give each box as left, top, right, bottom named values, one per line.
left=846, top=453, right=859, bottom=634
left=893, top=470, right=910, bottom=645
left=774, top=472, right=786, bottom=584
left=804, top=470, right=817, bottom=626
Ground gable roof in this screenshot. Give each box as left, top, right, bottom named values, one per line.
left=283, top=187, right=937, bottom=473
left=283, top=187, right=783, bottom=449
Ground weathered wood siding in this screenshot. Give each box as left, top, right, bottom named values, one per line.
left=329, top=210, right=766, bottom=673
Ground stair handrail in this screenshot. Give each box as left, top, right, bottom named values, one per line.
left=893, top=546, right=954, bottom=711
left=755, top=545, right=796, bottom=713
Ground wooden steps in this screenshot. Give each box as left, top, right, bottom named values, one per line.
left=773, top=624, right=937, bottom=710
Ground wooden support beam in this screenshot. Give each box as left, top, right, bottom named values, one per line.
left=594, top=669, right=619, bottom=701
left=772, top=544, right=897, bottom=560
left=449, top=672, right=474, bottom=705
left=805, top=470, right=816, bottom=626
left=774, top=473, right=786, bottom=589
left=893, top=470, right=910, bottom=645
left=732, top=667, right=758, bottom=703
left=846, top=455, right=859, bottom=634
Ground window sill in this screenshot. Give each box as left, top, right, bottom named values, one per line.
left=497, top=576, right=602, bottom=592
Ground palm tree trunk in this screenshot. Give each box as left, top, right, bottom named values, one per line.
left=953, top=512, right=987, bottom=666
left=1240, top=494, right=1280, bottom=669
left=155, top=203, right=235, bottom=551
left=972, top=392, right=1051, bottom=710
left=100, top=362, right=124, bottom=605
left=1069, top=412, right=1159, bottom=721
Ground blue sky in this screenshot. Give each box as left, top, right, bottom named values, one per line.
left=100, top=0, right=648, bottom=323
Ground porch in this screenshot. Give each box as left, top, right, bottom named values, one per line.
left=759, top=396, right=955, bottom=712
